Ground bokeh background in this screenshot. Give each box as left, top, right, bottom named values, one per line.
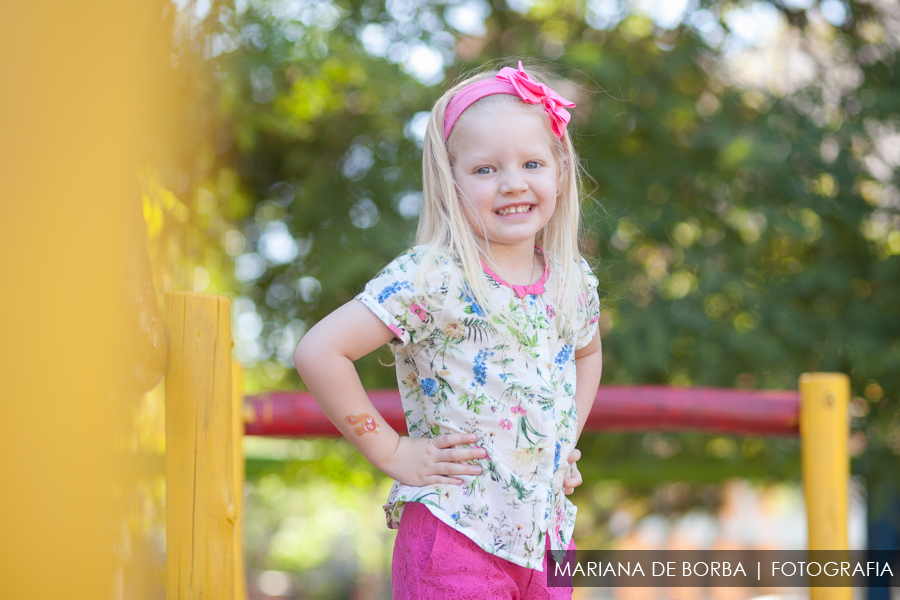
left=121, top=0, right=900, bottom=598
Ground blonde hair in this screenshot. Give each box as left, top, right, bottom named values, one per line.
left=414, top=61, right=591, bottom=338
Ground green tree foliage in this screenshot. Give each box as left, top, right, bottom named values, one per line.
left=205, top=0, right=897, bottom=456
left=166, top=0, right=900, bottom=586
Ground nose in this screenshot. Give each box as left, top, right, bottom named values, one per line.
left=499, top=169, right=527, bottom=195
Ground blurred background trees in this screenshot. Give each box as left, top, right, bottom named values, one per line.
left=141, top=0, right=898, bottom=596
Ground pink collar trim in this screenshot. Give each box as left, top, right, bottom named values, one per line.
left=480, top=246, right=550, bottom=298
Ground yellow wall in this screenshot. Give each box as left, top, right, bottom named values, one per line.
left=0, top=2, right=169, bottom=598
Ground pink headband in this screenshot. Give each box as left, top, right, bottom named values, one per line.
left=443, top=61, right=576, bottom=141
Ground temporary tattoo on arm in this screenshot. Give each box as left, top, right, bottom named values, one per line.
left=346, top=413, right=380, bottom=436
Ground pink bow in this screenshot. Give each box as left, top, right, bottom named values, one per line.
left=495, top=61, right=575, bottom=138
left=443, top=61, right=577, bottom=140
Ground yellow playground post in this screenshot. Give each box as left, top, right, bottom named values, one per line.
left=164, top=292, right=247, bottom=600
left=800, top=372, right=851, bottom=600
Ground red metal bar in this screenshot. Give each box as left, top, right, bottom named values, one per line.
left=244, top=389, right=407, bottom=437
left=244, top=386, right=800, bottom=437
left=583, top=385, right=799, bottom=435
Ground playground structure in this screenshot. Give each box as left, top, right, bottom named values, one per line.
left=164, top=290, right=851, bottom=600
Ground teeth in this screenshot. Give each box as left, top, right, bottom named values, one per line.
left=497, top=205, right=533, bottom=216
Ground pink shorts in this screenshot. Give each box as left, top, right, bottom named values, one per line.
left=391, top=502, right=574, bottom=600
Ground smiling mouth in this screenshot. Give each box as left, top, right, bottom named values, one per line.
left=496, top=204, right=534, bottom=216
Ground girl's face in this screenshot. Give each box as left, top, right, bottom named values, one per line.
left=449, top=106, right=559, bottom=252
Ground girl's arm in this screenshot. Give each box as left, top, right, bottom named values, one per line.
left=573, top=331, right=603, bottom=442
left=293, top=299, right=485, bottom=486
left=563, top=331, right=603, bottom=494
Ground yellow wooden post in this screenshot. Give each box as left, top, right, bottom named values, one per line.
left=232, top=361, right=248, bottom=600
left=165, top=291, right=238, bottom=599
left=800, top=372, right=850, bottom=600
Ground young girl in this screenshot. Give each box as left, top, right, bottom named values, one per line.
left=294, top=61, right=602, bottom=599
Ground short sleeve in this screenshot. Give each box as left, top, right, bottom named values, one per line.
left=573, top=256, right=601, bottom=351
left=355, top=247, right=450, bottom=347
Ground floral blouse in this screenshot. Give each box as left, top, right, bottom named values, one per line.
left=355, top=245, right=600, bottom=570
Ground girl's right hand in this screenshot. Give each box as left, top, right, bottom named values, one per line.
left=380, top=432, right=487, bottom=486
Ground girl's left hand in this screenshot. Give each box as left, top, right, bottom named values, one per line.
left=563, top=448, right=582, bottom=495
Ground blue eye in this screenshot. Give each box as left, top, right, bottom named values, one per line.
left=475, top=167, right=492, bottom=175
left=524, top=161, right=540, bottom=169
